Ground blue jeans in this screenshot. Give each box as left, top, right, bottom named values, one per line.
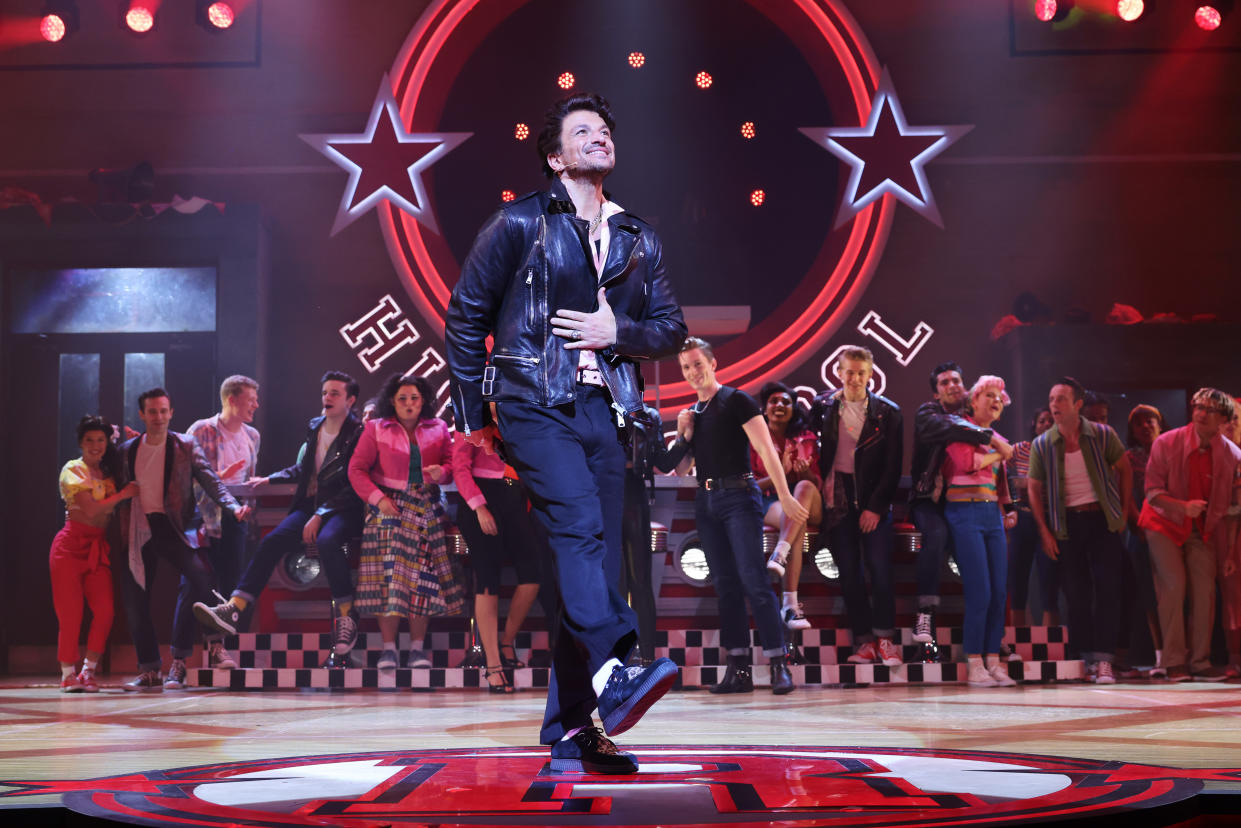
left=171, top=508, right=247, bottom=658
left=496, top=387, right=637, bottom=745
left=695, top=482, right=785, bottom=657
left=233, top=502, right=362, bottom=604
left=1009, top=509, right=1060, bottom=616
left=944, top=501, right=1008, bottom=656
left=911, top=498, right=952, bottom=607
left=828, top=505, right=895, bottom=642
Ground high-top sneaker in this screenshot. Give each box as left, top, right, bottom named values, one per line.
left=913, top=606, right=940, bottom=663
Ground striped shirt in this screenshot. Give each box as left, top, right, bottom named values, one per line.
left=1028, top=418, right=1126, bottom=539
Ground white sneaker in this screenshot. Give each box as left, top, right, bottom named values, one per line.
left=988, top=663, right=1017, bottom=686
left=967, top=663, right=998, bottom=687
left=913, top=610, right=934, bottom=643
left=1093, top=660, right=1116, bottom=685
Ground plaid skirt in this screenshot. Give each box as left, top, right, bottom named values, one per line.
left=355, top=484, right=465, bottom=618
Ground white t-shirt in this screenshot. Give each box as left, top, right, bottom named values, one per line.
left=215, top=425, right=252, bottom=485
left=135, top=436, right=166, bottom=515
left=577, top=199, right=624, bottom=376
left=1063, top=449, right=1097, bottom=507
left=833, top=399, right=867, bottom=474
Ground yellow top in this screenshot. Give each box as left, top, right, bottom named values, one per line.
left=59, top=458, right=116, bottom=511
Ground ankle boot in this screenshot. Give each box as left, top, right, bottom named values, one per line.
left=770, top=654, right=795, bottom=695
left=709, top=654, right=754, bottom=694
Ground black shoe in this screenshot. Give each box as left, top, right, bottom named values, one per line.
left=484, top=666, right=515, bottom=695
left=193, top=592, right=241, bottom=636
left=332, top=610, right=359, bottom=656
left=550, top=726, right=638, bottom=774
left=770, top=655, right=795, bottom=695
left=499, top=643, right=526, bottom=670
left=709, top=654, right=754, bottom=694
left=596, top=657, right=678, bottom=737
left=122, top=670, right=163, bottom=692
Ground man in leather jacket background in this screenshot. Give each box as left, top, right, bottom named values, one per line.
left=445, top=93, right=686, bottom=775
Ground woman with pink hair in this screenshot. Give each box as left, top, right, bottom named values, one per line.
left=942, top=375, right=1018, bottom=687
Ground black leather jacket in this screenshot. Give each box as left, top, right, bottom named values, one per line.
left=909, top=400, right=992, bottom=502
left=810, top=391, right=903, bottom=515
left=445, top=179, right=686, bottom=434
left=267, top=412, right=364, bottom=519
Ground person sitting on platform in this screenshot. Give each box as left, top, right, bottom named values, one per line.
left=753, top=381, right=821, bottom=631
left=942, top=375, right=1018, bottom=688
left=50, top=416, right=139, bottom=692
left=196, top=372, right=366, bottom=664
left=348, top=372, right=464, bottom=670
left=1007, top=407, right=1059, bottom=629
left=1027, top=376, right=1132, bottom=685
left=809, top=346, right=903, bottom=666
left=118, top=388, right=250, bottom=691
left=174, top=375, right=260, bottom=686
left=450, top=423, right=542, bottom=692
left=1139, top=388, right=1240, bottom=682
left=675, top=337, right=809, bottom=695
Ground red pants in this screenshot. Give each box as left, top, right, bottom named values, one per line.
left=49, top=521, right=113, bottom=664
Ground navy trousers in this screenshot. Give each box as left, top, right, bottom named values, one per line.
left=496, top=386, right=637, bottom=745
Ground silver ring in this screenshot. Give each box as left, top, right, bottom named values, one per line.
left=572, top=330, right=582, bottom=341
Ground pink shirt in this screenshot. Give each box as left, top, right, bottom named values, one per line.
left=450, top=431, right=508, bottom=510
left=348, top=417, right=453, bottom=506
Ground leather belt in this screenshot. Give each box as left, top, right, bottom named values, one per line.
left=1066, top=501, right=1101, bottom=513
left=701, top=472, right=755, bottom=491
left=575, top=365, right=604, bottom=387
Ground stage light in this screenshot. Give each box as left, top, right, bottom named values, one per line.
left=196, top=1, right=235, bottom=31
left=740, top=121, right=756, bottom=139
left=557, top=71, right=575, bottom=90
left=39, top=2, right=79, bottom=41
left=750, top=189, right=765, bottom=206
left=513, top=123, right=529, bottom=140
left=1116, top=0, right=1144, bottom=21
left=813, top=548, right=839, bottom=581
left=123, top=3, right=156, bottom=34
left=1196, top=4, right=1226, bottom=28
left=678, top=543, right=710, bottom=582
left=500, top=190, right=515, bottom=202
left=695, top=70, right=713, bottom=89
left=1034, top=0, right=1073, bottom=22
left=627, top=51, right=645, bottom=68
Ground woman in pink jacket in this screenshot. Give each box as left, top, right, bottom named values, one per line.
left=348, top=373, right=464, bottom=671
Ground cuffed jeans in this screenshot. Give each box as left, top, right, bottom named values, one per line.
left=1146, top=528, right=1215, bottom=672
left=695, top=482, right=785, bottom=658
left=945, top=500, right=1008, bottom=656
left=911, top=498, right=952, bottom=607
left=171, top=508, right=246, bottom=659
left=1059, top=510, right=1123, bottom=664
left=496, top=387, right=637, bottom=746
left=233, top=502, right=362, bottom=606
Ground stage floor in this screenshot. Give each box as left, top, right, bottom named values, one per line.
left=3, top=677, right=1241, bottom=826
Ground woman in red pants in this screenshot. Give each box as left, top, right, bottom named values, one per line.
left=50, top=416, right=138, bottom=691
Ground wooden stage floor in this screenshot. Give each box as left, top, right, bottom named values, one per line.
left=3, top=676, right=1241, bottom=826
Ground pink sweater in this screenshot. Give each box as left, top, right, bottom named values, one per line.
left=348, top=417, right=453, bottom=506
left=450, top=431, right=508, bottom=510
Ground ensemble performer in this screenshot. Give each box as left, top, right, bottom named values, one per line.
left=445, top=92, right=686, bottom=775
left=51, top=416, right=138, bottom=691
left=675, top=337, right=810, bottom=696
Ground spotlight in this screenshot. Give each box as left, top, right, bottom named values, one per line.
left=1034, top=0, right=1073, bottom=22
left=677, top=539, right=710, bottom=583
left=1116, top=0, right=1144, bottom=21
left=514, top=123, right=529, bottom=140
left=500, top=190, right=515, bottom=202
left=39, top=2, right=78, bottom=42
left=1196, top=3, right=1231, bottom=28
left=695, top=70, right=713, bottom=89
left=750, top=189, right=766, bottom=206
left=740, top=121, right=756, bottom=139
left=196, top=0, right=235, bottom=31
left=813, top=548, right=840, bottom=581
left=627, top=51, right=645, bottom=68
left=122, top=2, right=157, bottom=34
left=557, top=71, right=575, bottom=90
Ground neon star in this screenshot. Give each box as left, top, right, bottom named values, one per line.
left=800, top=68, right=972, bottom=229
left=301, top=74, right=470, bottom=236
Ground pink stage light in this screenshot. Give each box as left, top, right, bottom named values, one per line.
left=750, top=189, right=765, bottom=207
left=1034, top=0, right=1058, bottom=21
left=40, top=13, right=67, bottom=41
left=627, top=51, right=645, bottom=68
left=514, top=123, right=529, bottom=140
left=740, top=121, right=756, bottom=139
left=1196, top=5, right=1223, bottom=28
left=205, top=2, right=234, bottom=29
left=125, top=5, right=155, bottom=33
left=557, top=72, right=575, bottom=90
left=1116, top=0, right=1144, bottom=21
left=500, top=190, right=515, bottom=202
left=695, top=71, right=713, bottom=89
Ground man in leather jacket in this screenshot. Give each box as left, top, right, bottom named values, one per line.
left=908, top=361, right=998, bottom=658
left=195, top=372, right=366, bottom=660
left=809, top=347, right=904, bottom=667
left=445, top=93, right=686, bottom=774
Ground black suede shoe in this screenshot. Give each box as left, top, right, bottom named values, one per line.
left=550, top=726, right=638, bottom=774
left=709, top=654, right=754, bottom=694
left=770, top=654, right=795, bottom=695
left=596, top=657, right=678, bottom=737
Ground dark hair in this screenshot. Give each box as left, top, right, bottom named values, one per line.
left=320, top=370, right=360, bottom=402
left=375, top=373, right=436, bottom=421
left=1029, top=407, right=1052, bottom=438
left=680, top=335, right=714, bottom=361
left=759, top=381, right=808, bottom=437
left=537, top=92, right=616, bottom=178
left=1126, top=404, right=1165, bottom=447
left=1052, top=376, right=1085, bottom=402
left=138, top=387, right=171, bottom=412
left=76, top=414, right=122, bottom=482
left=1083, top=390, right=1110, bottom=412
left=929, top=361, right=962, bottom=393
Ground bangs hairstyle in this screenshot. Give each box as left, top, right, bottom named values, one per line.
left=536, top=92, right=616, bottom=178
left=375, top=373, right=437, bottom=421
left=76, top=414, right=122, bottom=481
left=1191, top=387, right=1236, bottom=422
left=679, top=335, right=714, bottom=361
left=321, top=370, right=360, bottom=402
left=969, top=375, right=1011, bottom=406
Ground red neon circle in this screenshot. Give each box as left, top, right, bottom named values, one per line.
left=40, top=13, right=66, bottom=41
left=381, top=0, right=891, bottom=417
left=1116, top=0, right=1144, bottom=21
left=206, top=2, right=235, bottom=29
left=1196, top=5, right=1222, bottom=29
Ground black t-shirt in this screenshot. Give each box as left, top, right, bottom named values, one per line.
left=690, top=385, right=762, bottom=481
